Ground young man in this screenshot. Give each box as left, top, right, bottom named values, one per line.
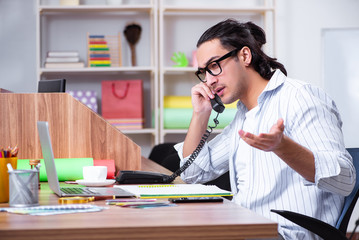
left=174, top=19, right=356, bottom=239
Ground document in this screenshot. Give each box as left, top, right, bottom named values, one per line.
left=115, top=184, right=232, bottom=198
left=0, top=204, right=106, bottom=216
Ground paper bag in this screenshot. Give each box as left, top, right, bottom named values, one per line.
left=101, top=80, right=143, bottom=129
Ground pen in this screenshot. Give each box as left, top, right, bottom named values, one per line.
left=59, top=196, right=115, bottom=204
left=106, top=198, right=157, bottom=203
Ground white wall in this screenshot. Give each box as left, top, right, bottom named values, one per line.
left=0, top=0, right=37, bottom=92
left=1, top=0, right=359, bottom=231
left=276, top=0, right=359, bottom=87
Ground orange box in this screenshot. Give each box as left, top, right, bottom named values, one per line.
left=0, top=157, right=17, bottom=203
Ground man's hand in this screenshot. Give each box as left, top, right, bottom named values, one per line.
left=238, top=118, right=285, bottom=152
left=191, top=82, right=215, bottom=114
left=239, top=118, right=315, bottom=181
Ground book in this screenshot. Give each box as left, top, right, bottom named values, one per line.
left=44, top=62, right=85, bottom=68
left=45, top=57, right=80, bottom=63
left=47, top=51, right=79, bottom=57
left=115, top=184, right=233, bottom=198
left=107, top=118, right=144, bottom=130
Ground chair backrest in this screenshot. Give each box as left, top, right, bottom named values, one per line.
left=38, top=79, right=66, bottom=93
left=336, top=148, right=359, bottom=233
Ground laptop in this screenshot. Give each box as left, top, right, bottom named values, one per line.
left=37, top=121, right=134, bottom=198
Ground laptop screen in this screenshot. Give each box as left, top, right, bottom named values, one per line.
left=37, top=121, right=62, bottom=196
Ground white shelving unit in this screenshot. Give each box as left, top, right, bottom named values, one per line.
left=158, top=0, right=276, bottom=143
left=36, top=0, right=159, bottom=156
left=36, top=0, right=276, bottom=155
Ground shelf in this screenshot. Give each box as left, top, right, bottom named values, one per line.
left=161, top=6, right=275, bottom=14
left=37, top=0, right=158, bottom=156
left=37, top=0, right=276, bottom=152
left=39, top=5, right=153, bottom=13
left=163, top=67, right=196, bottom=74
left=159, top=0, right=275, bottom=143
left=121, top=128, right=157, bottom=135
left=40, top=66, right=155, bottom=74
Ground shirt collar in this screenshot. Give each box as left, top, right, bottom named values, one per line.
left=236, top=69, right=286, bottom=111
left=257, top=69, right=286, bottom=105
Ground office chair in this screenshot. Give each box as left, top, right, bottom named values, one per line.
left=38, top=79, right=66, bottom=93
left=271, top=148, right=359, bottom=240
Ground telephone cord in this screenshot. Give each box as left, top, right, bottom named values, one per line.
left=164, top=112, right=220, bottom=183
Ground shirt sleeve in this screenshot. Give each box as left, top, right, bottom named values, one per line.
left=174, top=120, right=233, bottom=184
left=288, top=84, right=356, bottom=196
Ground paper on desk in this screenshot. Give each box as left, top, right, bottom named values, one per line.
left=0, top=204, right=107, bottom=216
left=115, top=184, right=233, bottom=198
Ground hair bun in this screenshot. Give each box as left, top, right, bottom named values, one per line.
left=244, top=22, right=266, bottom=47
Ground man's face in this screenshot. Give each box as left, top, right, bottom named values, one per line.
left=196, top=39, right=247, bottom=105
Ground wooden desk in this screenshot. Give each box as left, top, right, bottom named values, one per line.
left=0, top=158, right=278, bottom=240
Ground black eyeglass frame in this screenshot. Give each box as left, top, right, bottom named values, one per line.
left=195, top=48, right=240, bottom=83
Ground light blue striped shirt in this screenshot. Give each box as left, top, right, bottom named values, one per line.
left=175, top=70, right=356, bottom=240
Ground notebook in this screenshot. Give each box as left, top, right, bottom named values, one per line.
left=115, top=184, right=233, bottom=198
left=37, top=121, right=134, bottom=198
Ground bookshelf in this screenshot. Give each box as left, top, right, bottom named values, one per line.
left=36, top=0, right=275, bottom=156
left=36, top=0, right=158, bottom=156
left=158, top=0, right=276, bottom=143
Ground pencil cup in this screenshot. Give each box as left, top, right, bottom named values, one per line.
left=8, top=169, right=39, bottom=207
left=0, top=157, right=17, bottom=203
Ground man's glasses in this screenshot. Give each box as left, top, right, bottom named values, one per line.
left=195, top=48, right=239, bottom=83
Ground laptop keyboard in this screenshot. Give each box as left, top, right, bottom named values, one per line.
left=61, top=187, right=96, bottom=195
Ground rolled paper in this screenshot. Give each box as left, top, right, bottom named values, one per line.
left=17, top=158, right=93, bottom=181
left=163, top=108, right=237, bottom=129
left=93, top=159, right=116, bottom=179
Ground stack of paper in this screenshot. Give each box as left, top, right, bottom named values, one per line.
left=44, top=51, right=85, bottom=68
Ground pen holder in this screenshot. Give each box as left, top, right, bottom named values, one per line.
left=0, top=157, right=17, bottom=203
left=8, top=168, right=39, bottom=207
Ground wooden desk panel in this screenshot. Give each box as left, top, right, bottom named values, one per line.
left=0, top=93, right=141, bottom=172
left=0, top=159, right=278, bottom=240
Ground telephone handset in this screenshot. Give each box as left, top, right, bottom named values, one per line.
left=116, top=94, right=225, bottom=184
left=210, top=94, right=225, bottom=113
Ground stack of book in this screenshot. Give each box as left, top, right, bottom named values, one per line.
left=106, top=119, right=144, bottom=130
left=44, top=51, right=85, bottom=68
left=88, top=35, right=111, bottom=67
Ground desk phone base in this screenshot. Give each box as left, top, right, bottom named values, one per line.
left=116, top=171, right=170, bottom=184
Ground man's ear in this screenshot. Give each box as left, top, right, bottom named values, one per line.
left=240, top=46, right=252, bottom=66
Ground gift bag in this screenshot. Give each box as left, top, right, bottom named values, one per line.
left=101, top=80, right=144, bottom=129
left=68, top=90, right=98, bottom=113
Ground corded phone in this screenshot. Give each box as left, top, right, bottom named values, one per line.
left=116, top=94, right=225, bottom=184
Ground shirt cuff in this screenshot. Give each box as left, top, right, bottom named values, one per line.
left=313, top=151, right=341, bottom=184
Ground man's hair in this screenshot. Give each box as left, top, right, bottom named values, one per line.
left=197, top=19, right=287, bottom=80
